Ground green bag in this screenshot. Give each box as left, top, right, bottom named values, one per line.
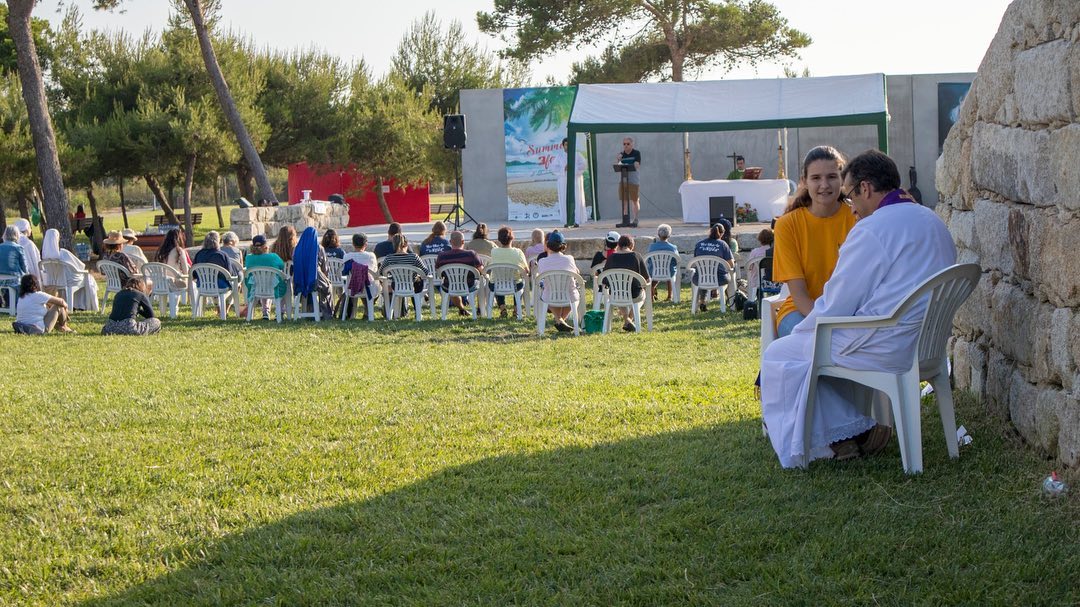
left=583, top=310, right=605, bottom=334
left=30, top=205, right=41, bottom=227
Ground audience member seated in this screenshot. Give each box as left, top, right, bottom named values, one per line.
left=220, top=231, right=244, bottom=275
left=293, top=226, right=333, bottom=318
left=603, top=234, right=650, bottom=331
left=646, top=223, right=679, bottom=301
left=154, top=228, right=190, bottom=289
left=381, top=233, right=426, bottom=317
left=343, top=233, right=378, bottom=276
left=0, top=226, right=28, bottom=308
left=536, top=230, right=579, bottom=333
left=243, top=234, right=286, bottom=319
left=373, top=222, right=401, bottom=260
left=464, top=223, right=495, bottom=256
left=524, top=228, right=546, bottom=258
left=435, top=230, right=483, bottom=315
left=102, top=276, right=161, bottom=336
left=590, top=231, right=619, bottom=269
left=193, top=231, right=232, bottom=289
left=13, top=218, right=40, bottom=280
left=490, top=225, right=528, bottom=318
left=772, top=145, right=856, bottom=338
left=744, top=228, right=774, bottom=297
left=419, top=221, right=451, bottom=256
left=121, top=228, right=149, bottom=270
left=42, top=228, right=99, bottom=311
left=717, top=217, right=738, bottom=254
left=13, top=274, right=72, bottom=334
left=691, top=223, right=734, bottom=312
left=101, top=231, right=139, bottom=276
left=271, top=225, right=298, bottom=268
left=322, top=229, right=346, bottom=259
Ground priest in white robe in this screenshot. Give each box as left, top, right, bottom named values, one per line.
left=12, top=218, right=41, bottom=280
left=761, top=150, right=957, bottom=468
left=550, top=138, right=589, bottom=226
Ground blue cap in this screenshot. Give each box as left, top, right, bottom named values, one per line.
left=546, top=230, right=565, bottom=247
left=252, top=234, right=267, bottom=246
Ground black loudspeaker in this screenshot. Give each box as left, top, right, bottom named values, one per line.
left=443, top=114, right=466, bottom=149
left=234, top=197, right=252, bottom=208
left=709, top=196, right=736, bottom=226
left=328, top=193, right=345, bottom=205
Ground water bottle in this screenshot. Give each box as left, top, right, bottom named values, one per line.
left=1041, top=471, right=1068, bottom=498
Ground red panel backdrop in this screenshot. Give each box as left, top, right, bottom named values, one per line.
left=287, top=163, right=430, bottom=227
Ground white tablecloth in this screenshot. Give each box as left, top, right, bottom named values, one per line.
left=678, top=179, right=789, bottom=223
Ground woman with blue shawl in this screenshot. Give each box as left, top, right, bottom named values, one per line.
left=292, top=227, right=333, bottom=319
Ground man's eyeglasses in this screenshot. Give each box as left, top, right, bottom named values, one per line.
left=841, top=182, right=860, bottom=205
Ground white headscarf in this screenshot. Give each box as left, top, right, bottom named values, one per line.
left=41, top=228, right=84, bottom=270
left=14, top=218, right=41, bottom=279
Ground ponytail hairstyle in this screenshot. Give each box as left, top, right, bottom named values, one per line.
left=785, top=145, right=846, bottom=213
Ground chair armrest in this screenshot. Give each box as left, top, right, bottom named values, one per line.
left=815, top=314, right=896, bottom=330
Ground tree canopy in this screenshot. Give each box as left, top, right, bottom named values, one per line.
left=478, top=0, right=811, bottom=82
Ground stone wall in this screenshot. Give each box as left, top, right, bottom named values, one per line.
left=936, top=0, right=1080, bottom=466
left=229, top=203, right=350, bottom=241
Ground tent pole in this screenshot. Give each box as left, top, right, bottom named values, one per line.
left=565, top=128, right=578, bottom=227
left=588, top=132, right=599, bottom=221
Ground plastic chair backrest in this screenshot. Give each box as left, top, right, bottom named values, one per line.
left=97, top=260, right=131, bottom=292
left=687, top=256, right=724, bottom=288
left=139, top=262, right=183, bottom=296
left=245, top=267, right=288, bottom=299
left=537, top=270, right=583, bottom=306
left=326, top=256, right=346, bottom=280
left=477, top=254, right=492, bottom=268
left=644, top=250, right=679, bottom=281
left=597, top=269, right=646, bottom=305
left=382, top=264, right=426, bottom=289
left=40, top=258, right=77, bottom=289
left=906, top=264, right=982, bottom=368
left=190, top=263, right=231, bottom=295
left=486, top=264, right=522, bottom=295
left=436, top=263, right=481, bottom=296
left=419, top=255, right=438, bottom=278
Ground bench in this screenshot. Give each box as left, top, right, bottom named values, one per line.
left=71, top=217, right=95, bottom=231
left=430, top=203, right=455, bottom=217
left=153, top=213, right=203, bottom=227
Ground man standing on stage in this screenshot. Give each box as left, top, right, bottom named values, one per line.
left=616, top=137, right=642, bottom=227
left=727, top=155, right=746, bottom=180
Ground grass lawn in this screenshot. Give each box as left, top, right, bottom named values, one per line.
left=1, top=294, right=1077, bottom=605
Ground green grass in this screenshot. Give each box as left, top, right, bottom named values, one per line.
left=0, top=294, right=1077, bottom=606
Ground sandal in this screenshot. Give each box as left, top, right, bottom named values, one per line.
left=831, top=439, right=860, bottom=461
left=856, top=424, right=893, bottom=457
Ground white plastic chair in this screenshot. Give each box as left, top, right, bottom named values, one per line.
left=485, top=263, right=527, bottom=320
left=686, top=256, right=728, bottom=314
left=477, top=254, right=492, bottom=268
left=597, top=268, right=652, bottom=333
left=97, top=260, right=135, bottom=310
left=435, top=263, right=483, bottom=320
left=590, top=262, right=605, bottom=311
left=243, top=267, right=290, bottom=323
left=140, top=262, right=189, bottom=319
left=0, top=274, right=18, bottom=316
left=535, top=269, right=586, bottom=336
left=190, top=263, right=240, bottom=320
left=420, top=254, right=439, bottom=317
left=644, top=250, right=681, bottom=303
left=800, top=263, right=981, bottom=474
left=525, top=256, right=539, bottom=317
left=39, top=258, right=90, bottom=311
left=381, top=265, right=428, bottom=321
left=340, top=267, right=380, bottom=322
left=325, top=256, right=346, bottom=305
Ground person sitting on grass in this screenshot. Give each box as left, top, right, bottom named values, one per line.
left=435, top=230, right=484, bottom=316
left=419, top=221, right=451, bottom=255
left=322, top=229, right=346, bottom=259
left=536, top=230, right=580, bottom=333
left=602, top=234, right=651, bottom=332
left=646, top=223, right=679, bottom=301
left=243, top=234, right=286, bottom=319
left=12, top=274, right=72, bottom=335
left=490, top=226, right=528, bottom=318
left=220, top=231, right=244, bottom=275
left=102, top=276, right=160, bottom=336
left=0, top=226, right=28, bottom=309
left=691, top=223, right=734, bottom=312
left=464, top=223, right=496, bottom=256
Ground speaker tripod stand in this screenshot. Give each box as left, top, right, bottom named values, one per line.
left=442, top=149, right=477, bottom=230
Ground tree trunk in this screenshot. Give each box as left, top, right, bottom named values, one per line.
left=118, top=178, right=129, bottom=228
left=374, top=176, right=394, bottom=223
left=5, top=0, right=74, bottom=251
left=182, top=153, right=197, bottom=245
left=235, top=162, right=255, bottom=202
left=213, top=182, right=224, bottom=228
left=183, top=0, right=277, bottom=203
left=0, top=199, right=7, bottom=233
left=86, top=185, right=104, bottom=255
left=144, top=174, right=179, bottom=224
left=16, top=191, right=29, bottom=219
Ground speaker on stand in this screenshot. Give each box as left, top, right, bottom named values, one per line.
left=441, top=114, right=477, bottom=230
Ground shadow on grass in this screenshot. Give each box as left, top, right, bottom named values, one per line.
left=80, top=415, right=1078, bottom=606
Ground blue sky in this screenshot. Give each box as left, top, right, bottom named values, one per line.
left=37, top=0, right=1013, bottom=83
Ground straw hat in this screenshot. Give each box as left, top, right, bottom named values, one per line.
left=121, top=228, right=138, bottom=242
left=103, top=230, right=127, bottom=245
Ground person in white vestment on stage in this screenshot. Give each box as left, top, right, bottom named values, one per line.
left=760, top=149, right=957, bottom=468
left=550, top=137, right=589, bottom=226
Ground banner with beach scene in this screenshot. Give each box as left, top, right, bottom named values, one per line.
left=503, top=86, right=592, bottom=221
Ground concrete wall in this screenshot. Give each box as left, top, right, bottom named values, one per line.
left=460, top=73, right=975, bottom=223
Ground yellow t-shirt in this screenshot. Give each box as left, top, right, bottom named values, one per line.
left=772, top=205, right=857, bottom=327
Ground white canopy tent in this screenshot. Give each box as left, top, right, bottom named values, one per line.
left=564, top=74, right=890, bottom=225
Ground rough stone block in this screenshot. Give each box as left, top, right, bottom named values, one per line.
left=1032, top=217, right=1080, bottom=307
left=985, top=348, right=1014, bottom=415
left=1058, top=394, right=1080, bottom=466
left=971, top=123, right=1056, bottom=205
left=1008, top=368, right=1039, bottom=442
left=1049, top=307, right=1075, bottom=390
left=1033, top=387, right=1066, bottom=454
left=1015, top=40, right=1072, bottom=125
left=969, top=343, right=987, bottom=398
left=1071, top=43, right=1080, bottom=120
left=952, top=338, right=972, bottom=390
left=954, top=271, right=992, bottom=339
left=990, top=283, right=1037, bottom=366
left=972, top=199, right=1013, bottom=275
left=1032, top=302, right=1059, bottom=384
left=947, top=208, right=976, bottom=250
left=973, top=28, right=1018, bottom=124
left=1050, top=124, right=1080, bottom=211
left=231, top=224, right=253, bottom=241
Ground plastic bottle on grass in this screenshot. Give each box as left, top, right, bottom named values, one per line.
left=1041, top=471, right=1068, bottom=498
